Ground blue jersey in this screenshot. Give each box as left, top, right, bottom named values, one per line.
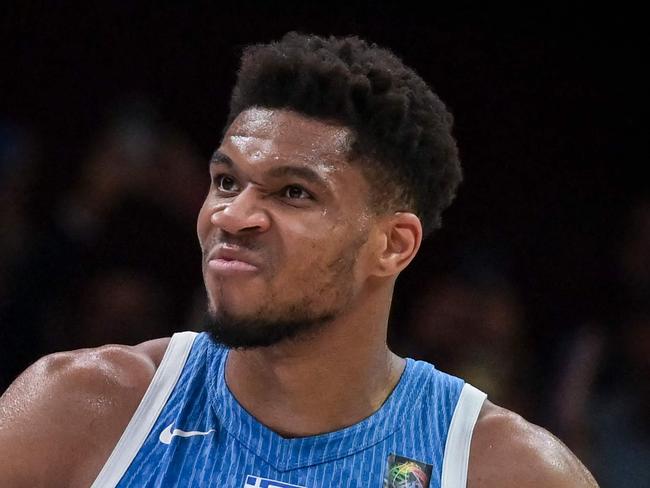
left=92, top=332, right=486, bottom=488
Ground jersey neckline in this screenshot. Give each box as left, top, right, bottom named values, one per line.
left=205, top=338, right=433, bottom=471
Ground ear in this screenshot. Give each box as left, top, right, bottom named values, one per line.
left=371, top=212, right=423, bottom=277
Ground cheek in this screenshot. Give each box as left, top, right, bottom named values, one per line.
left=286, top=216, right=339, bottom=249
left=282, top=207, right=347, bottom=239
left=282, top=222, right=355, bottom=274
left=196, top=200, right=212, bottom=249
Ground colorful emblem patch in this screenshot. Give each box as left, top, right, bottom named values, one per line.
left=383, top=454, right=432, bottom=488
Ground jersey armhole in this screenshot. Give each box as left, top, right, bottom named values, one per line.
left=90, top=331, right=198, bottom=488
left=441, top=383, right=487, bottom=488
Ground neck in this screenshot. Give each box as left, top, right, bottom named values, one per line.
left=224, top=287, right=405, bottom=438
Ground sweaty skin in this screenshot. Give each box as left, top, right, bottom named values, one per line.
left=0, top=109, right=598, bottom=487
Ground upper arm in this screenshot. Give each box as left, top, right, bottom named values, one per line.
left=468, top=401, right=599, bottom=488
left=0, top=344, right=158, bottom=487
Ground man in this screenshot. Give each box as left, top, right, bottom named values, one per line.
left=0, top=32, right=598, bottom=487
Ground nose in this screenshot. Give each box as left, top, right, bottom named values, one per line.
left=210, top=187, right=270, bottom=234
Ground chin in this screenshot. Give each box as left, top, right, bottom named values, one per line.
left=204, top=307, right=336, bottom=350
left=206, top=284, right=249, bottom=309
left=205, top=276, right=269, bottom=311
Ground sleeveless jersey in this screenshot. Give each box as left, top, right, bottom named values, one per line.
left=92, top=331, right=486, bottom=488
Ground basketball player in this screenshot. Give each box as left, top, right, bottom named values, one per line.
left=0, top=33, right=598, bottom=487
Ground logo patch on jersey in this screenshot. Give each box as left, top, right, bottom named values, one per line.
left=243, top=475, right=306, bottom=488
left=158, top=422, right=216, bottom=444
left=383, top=454, right=432, bottom=488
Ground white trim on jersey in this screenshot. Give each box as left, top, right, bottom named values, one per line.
left=441, top=383, right=487, bottom=488
left=90, top=331, right=198, bottom=488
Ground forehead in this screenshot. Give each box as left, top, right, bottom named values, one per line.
left=221, top=107, right=354, bottom=170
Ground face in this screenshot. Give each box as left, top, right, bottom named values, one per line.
left=197, top=108, right=376, bottom=348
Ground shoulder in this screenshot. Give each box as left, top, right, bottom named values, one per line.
left=467, top=400, right=599, bottom=487
left=0, top=337, right=170, bottom=487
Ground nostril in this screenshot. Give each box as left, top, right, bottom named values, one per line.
left=208, top=198, right=270, bottom=235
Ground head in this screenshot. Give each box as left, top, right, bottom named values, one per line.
left=197, top=32, right=462, bottom=349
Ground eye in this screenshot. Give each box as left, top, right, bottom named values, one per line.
left=213, top=174, right=241, bottom=193
left=282, top=185, right=312, bottom=200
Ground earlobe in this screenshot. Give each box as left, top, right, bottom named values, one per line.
left=373, top=212, right=422, bottom=277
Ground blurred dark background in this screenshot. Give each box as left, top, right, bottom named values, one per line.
left=1, top=3, right=647, bottom=485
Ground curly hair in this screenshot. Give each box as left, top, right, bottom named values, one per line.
left=227, top=32, right=462, bottom=237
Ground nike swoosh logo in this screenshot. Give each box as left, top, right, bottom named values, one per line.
left=159, top=422, right=216, bottom=445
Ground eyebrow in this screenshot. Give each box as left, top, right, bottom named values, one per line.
left=210, top=150, right=233, bottom=167
left=266, top=165, right=327, bottom=188
left=210, top=150, right=329, bottom=189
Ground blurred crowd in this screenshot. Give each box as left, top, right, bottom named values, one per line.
left=1, top=104, right=648, bottom=487
left=0, top=103, right=207, bottom=384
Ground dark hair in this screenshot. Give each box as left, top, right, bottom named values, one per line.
left=227, top=32, right=462, bottom=237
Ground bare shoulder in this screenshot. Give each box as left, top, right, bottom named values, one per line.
left=0, top=337, right=171, bottom=488
left=467, top=400, right=599, bottom=488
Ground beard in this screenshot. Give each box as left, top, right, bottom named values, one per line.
left=205, top=306, right=337, bottom=349
left=203, top=232, right=367, bottom=349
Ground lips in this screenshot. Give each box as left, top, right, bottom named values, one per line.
left=206, top=246, right=261, bottom=274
